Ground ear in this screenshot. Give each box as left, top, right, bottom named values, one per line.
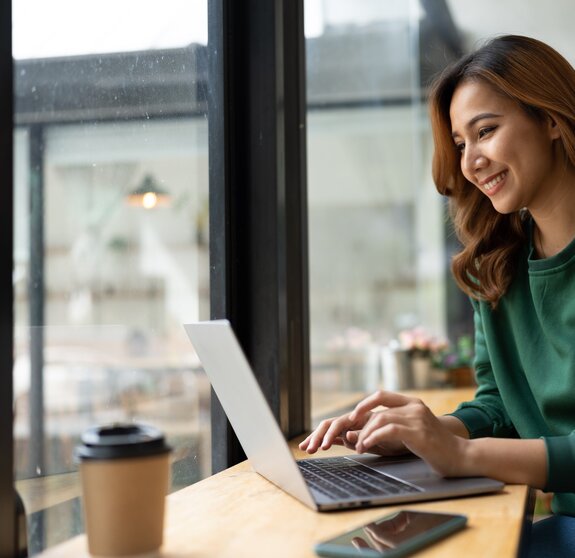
left=547, top=115, right=561, bottom=140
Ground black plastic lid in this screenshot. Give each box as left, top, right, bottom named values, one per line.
left=75, top=423, right=171, bottom=461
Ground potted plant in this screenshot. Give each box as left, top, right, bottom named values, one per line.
left=432, top=335, right=475, bottom=387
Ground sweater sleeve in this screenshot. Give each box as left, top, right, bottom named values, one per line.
left=448, top=300, right=518, bottom=439
left=543, top=432, right=575, bottom=493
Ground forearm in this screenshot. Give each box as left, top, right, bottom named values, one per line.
left=459, top=437, right=547, bottom=488
left=435, top=414, right=546, bottom=487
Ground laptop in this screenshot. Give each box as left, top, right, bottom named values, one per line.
left=183, top=320, right=504, bottom=511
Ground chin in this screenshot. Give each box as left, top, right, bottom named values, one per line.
left=490, top=199, right=522, bottom=215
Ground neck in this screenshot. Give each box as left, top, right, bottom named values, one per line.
left=530, top=161, right=575, bottom=258
left=532, top=209, right=575, bottom=259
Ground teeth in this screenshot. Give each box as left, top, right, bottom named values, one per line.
left=484, top=171, right=506, bottom=190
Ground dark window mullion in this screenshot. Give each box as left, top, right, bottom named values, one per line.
left=0, top=0, right=15, bottom=555
left=282, top=0, right=310, bottom=439
left=208, top=0, right=309, bottom=473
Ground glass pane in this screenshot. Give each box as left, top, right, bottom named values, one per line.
left=13, top=2, right=210, bottom=553
left=305, top=0, right=448, bottom=422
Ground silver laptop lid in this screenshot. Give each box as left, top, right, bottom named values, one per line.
left=184, top=320, right=316, bottom=509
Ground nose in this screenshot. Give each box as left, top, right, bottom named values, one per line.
left=462, top=146, right=488, bottom=176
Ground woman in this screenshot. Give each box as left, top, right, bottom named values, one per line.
left=300, top=35, right=575, bottom=555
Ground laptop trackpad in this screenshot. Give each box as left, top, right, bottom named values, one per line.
left=346, top=453, right=438, bottom=483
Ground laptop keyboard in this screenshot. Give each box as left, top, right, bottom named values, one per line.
left=297, top=457, right=421, bottom=500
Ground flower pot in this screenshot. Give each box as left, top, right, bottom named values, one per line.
left=449, top=366, right=476, bottom=387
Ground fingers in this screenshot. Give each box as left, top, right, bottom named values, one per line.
left=355, top=402, right=429, bottom=453
left=299, top=415, right=355, bottom=454
left=351, top=537, right=371, bottom=550
left=349, top=391, right=413, bottom=422
left=356, top=421, right=410, bottom=454
left=344, top=430, right=359, bottom=446
left=298, top=419, right=334, bottom=452
left=301, top=392, right=461, bottom=476
left=298, top=429, right=323, bottom=453
left=299, top=390, right=418, bottom=455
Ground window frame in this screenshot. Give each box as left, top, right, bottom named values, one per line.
left=0, top=0, right=15, bottom=555
left=208, top=0, right=310, bottom=472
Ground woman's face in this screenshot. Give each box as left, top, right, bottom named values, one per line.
left=449, top=79, right=562, bottom=214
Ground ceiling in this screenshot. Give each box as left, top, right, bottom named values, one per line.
left=446, top=0, right=575, bottom=64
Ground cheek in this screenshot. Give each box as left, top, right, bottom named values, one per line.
left=485, top=134, right=509, bottom=160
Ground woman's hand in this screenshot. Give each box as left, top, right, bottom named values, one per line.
left=299, top=390, right=471, bottom=476
left=298, top=393, right=409, bottom=457
left=301, top=390, right=549, bottom=486
left=349, top=391, right=468, bottom=477
left=298, top=409, right=374, bottom=454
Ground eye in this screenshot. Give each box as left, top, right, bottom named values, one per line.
left=454, top=141, right=465, bottom=154
left=478, top=126, right=496, bottom=139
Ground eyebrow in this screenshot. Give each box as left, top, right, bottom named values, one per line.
left=451, top=112, right=502, bottom=139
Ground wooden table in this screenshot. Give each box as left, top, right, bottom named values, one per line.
left=38, top=389, right=534, bottom=557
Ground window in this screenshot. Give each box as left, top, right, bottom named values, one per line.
left=9, top=0, right=310, bottom=552
left=305, top=0, right=458, bottom=420
left=13, top=2, right=210, bottom=552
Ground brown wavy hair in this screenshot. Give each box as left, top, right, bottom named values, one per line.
left=429, top=35, right=575, bottom=307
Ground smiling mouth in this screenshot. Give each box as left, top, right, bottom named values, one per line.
left=483, top=171, right=507, bottom=191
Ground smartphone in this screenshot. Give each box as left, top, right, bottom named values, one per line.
left=315, top=510, right=467, bottom=558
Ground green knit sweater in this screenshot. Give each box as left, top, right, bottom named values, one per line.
left=451, top=222, right=575, bottom=516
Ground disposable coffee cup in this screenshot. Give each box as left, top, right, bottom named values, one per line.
left=76, top=423, right=171, bottom=556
